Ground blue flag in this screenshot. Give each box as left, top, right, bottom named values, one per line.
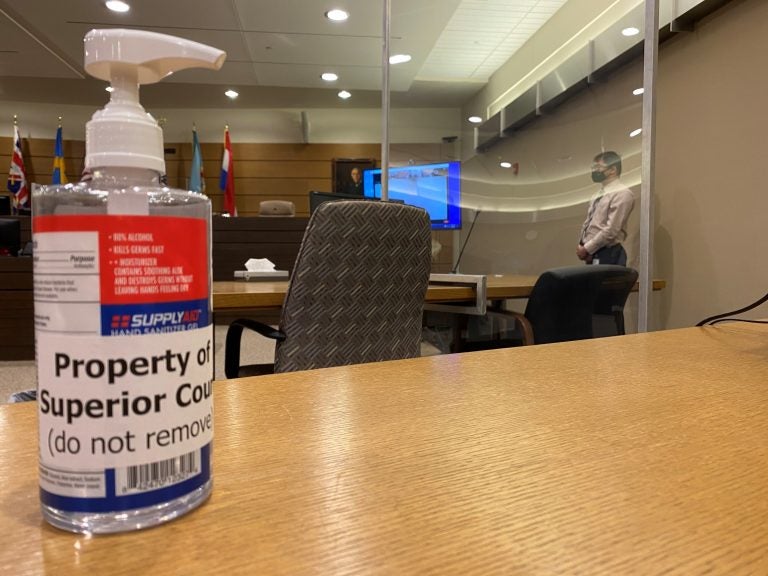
left=52, top=125, right=68, bottom=185
left=189, top=128, right=204, bottom=192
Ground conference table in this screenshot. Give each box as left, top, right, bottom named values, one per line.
left=212, top=274, right=667, bottom=310
left=3, top=322, right=768, bottom=574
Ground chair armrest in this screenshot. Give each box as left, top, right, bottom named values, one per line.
left=486, top=309, right=534, bottom=346
left=224, top=319, right=286, bottom=379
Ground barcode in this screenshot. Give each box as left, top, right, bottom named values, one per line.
left=116, top=451, right=199, bottom=495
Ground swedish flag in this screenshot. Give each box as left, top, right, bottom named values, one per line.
left=52, top=125, right=67, bottom=185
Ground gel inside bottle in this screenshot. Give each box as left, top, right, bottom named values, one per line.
left=32, top=29, right=225, bottom=534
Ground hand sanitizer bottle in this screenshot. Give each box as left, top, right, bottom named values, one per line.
left=32, top=29, right=225, bottom=534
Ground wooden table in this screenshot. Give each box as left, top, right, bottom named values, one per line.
left=213, top=274, right=667, bottom=310
left=3, top=323, right=768, bottom=574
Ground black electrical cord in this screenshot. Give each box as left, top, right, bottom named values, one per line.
left=696, top=291, right=768, bottom=326
left=707, top=318, right=768, bottom=326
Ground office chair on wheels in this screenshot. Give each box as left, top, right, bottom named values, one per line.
left=225, top=200, right=432, bottom=378
left=478, top=265, right=639, bottom=347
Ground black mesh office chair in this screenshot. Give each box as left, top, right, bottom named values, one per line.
left=488, top=265, right=638, bottom=346
left=225, top=200, right=432, bottom=378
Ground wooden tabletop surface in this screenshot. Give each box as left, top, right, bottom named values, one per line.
left=2, top=322, right=767, bottom=575
left=213, top=274, right=667, bottom=310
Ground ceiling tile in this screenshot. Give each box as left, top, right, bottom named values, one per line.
left=420, top=0, right=566, bottom=82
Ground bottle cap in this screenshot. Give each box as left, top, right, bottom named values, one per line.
left=83, top=29, right=226, bottom=173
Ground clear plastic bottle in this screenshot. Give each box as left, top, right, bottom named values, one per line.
left=33, top=29, right=225, bottom=534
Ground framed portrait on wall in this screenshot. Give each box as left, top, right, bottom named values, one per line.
left=332, top=158, right=376, bottom=196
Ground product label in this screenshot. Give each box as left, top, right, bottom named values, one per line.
left=33, top=215, right=212, bottom=513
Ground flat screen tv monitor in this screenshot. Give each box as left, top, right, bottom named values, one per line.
left=0, top=218, right=21, bottom=257
left=362, top=161, right=461, bottom=230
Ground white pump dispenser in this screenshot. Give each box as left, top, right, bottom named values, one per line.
left=32, top=29, right=226, bottom=535
left=84, top=29, right=225, bottom=173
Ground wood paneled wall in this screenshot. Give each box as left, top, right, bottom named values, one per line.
left=0, top=137, right=85, bottom=197
left=164, top=142, right=381, bottom=217
left=0, top=257, right=33, bottom=361
left=0, top=137, right=453, bottom=270
left=0, top=136, right=382, bottom=217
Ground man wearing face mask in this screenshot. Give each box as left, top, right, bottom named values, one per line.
left=576, top=150, right=635, bottom=266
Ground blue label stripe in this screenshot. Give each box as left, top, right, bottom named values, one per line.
left=40, top=444, right=211, bottom=513
left=101, top=298, right=210, bottom=335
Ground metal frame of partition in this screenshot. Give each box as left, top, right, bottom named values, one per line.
left=381, top=0, right=660, bottom=331
left=639, top=0, right=659, bottom=332
left=380, top=0, right=391, bottom=202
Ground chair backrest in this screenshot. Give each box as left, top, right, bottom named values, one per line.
left=593, top=266, right=639, bottom=337
left=273, top=200, right=432, bottom=372
left=258, top=200, right=295, bottom=217
left=524, top=265, right=634, bottom=344
left=0, top=218, right=21, bottom=256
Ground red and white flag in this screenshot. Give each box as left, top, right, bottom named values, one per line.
left=7, top=124, right=29, bottom=210
left=219, top=127, right=237, bottom=216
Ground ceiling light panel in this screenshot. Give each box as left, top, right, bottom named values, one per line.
left=420, top=0, right=568, bottom=81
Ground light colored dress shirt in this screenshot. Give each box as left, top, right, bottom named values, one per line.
left=579, top=179, right=635, bottom=255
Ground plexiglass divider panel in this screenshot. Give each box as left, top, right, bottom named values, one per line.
left=390, top=0, right=651, bottom=347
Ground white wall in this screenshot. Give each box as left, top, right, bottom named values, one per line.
left=454, top=0, right=768, bottom=331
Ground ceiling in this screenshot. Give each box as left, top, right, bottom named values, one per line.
left=0, top=0, right=566, bottom=109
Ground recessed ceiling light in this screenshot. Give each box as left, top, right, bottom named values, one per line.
left=468, top=116, right=483, bottom=124
left=622, top=27, right=640, bottom=36
left=325, top=9, right=348, bottom=21
left=321, top=72, right=338, bottom=82
left=105, top=86, right=114, bottom=93
left=105, top=0, right=130, bottom=12
left=629, top=128, right=642, bottom=138
left=338, top=90, right=352, bottom=100
left=499, top=161, right=512, bottom=169
left=633, top=87, right=645, bottom=96
left=389, top=54, right=412, bottom=65
left=225, top=89, right=239, bottom=99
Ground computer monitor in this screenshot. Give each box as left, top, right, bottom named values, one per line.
left=308, top=190, right=376, bottom=215
left=0, top=218, right=21, bottom=257
left=362, top=161, right=462, bottom=230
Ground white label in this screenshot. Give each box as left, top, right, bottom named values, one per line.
left=34, top=214, right=213, bottom=508
left=33, top=231, right=101, bottom=334
left=39, top=466, right=106, bottom=498
left=37, top=328, right=213, bottom=470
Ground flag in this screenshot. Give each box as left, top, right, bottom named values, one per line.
left=189, top=127, right=205, bottom=193
left=220, top=127, right=237, bottom=216
left=52, top=125, right=68, bottom=185
left=7, top=124, right=29, bottom=211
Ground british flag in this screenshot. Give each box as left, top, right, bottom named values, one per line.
left=7, top=124, right=29, bottom=210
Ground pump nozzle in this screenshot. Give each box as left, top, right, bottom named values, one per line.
left=84, top=29, right=226, bottom=84
left=84, top=29, right=226, bottom=173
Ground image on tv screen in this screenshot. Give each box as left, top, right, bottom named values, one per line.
left=362, top=161, right=461, bottom=230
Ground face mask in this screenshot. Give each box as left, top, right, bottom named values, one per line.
left=591, top=169, right=607, bottom=183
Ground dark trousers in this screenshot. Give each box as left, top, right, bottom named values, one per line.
left=591, top=243, right=627, bottom=266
